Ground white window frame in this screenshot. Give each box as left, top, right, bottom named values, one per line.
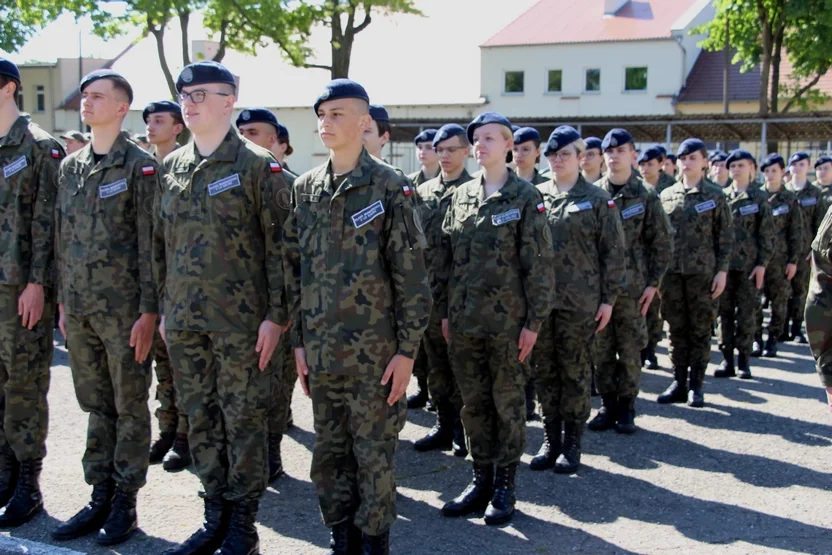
left=583, top=67, right=601, bottom=94
left=623, top=66, right=648, bottom=93
left=502, top=70, right=525, bottom=96
left=544, top=69, right=563, bottom=95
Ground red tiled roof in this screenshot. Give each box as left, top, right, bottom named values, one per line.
left=482, top=0, right=701, bottom=47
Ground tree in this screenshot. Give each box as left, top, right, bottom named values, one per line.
left=0, top=0, right=119, bottom=53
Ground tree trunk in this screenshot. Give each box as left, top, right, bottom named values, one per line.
left=150, top=23, right=177, bottom=100
left=756, top=1, right=772, bottom=115
left=179, top=10, right=191, bottom=66
left=723, top=15, right=730, bottom=114
left=769, top=10, right=786, bottom=113
left=213, top=19, right=228, bottom=62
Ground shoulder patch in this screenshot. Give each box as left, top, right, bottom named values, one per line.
left=142, top=165, right=155, bottom=176
left=537, top=201, right=546, bottom=213
left=51, top=149, right=61, bottom=159
left=607, top=199, right=616, bottom=208
left=269, top=161, right=282, bottom=173
left=403, top=184, right=412, bottom=197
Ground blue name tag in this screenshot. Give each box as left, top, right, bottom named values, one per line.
left=739, top=204, right=759, bottom=216
left=3, top=156, right=27, bottom=179
left=621, top=203, right=645, bottom=220
left=492, top=208, right=521, bottom=226
left=568, top=201, right=593, bottom=213
left=695, top=199, right=716, bottom=213
left=208, top=174, right=241, bottom=196
left=801, top=197, right=818, bottom=207
left=99, top=178, right=128, bottom=199
left=772, top=205, right=790, bottom=216
left=352, top=200, right=385, bottom=228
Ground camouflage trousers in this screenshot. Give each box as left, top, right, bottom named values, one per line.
left=449, top=334, right=526, bottom=466
left=717, top=269, right=761, bottom=356
left=267, top=335, right=295, bottom=437
left=756, top=263, right=790, bottom=339
left=423, top=310, right=461, bottom=410
left=593, top=296, right=647, bottom=398
left=532, top=310, right=595, bottom=424
left=788, top=256, right=811, bottom=321
left=0, top=286, right=53, bottom=461
left=646, top=294, right=663, bottom=347
left=166, top=330, right=270, bottom=501
left=308, top=371, right=406, bottom=536
left=153, top=331, right=188, bottom=435
left=66, top=314, right=151, bottom=490
left=661, top=272, right=718, bottom=372
left=412, top=341, right=429, bottom=381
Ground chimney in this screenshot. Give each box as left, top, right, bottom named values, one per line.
left=604, top=0, right=630, bottom=16
left=192, top=40, right=220, bottom=61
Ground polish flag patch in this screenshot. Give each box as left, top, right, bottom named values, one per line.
left=51, top=149, right=60, bottom=159
left=537, top=202, right=545, bottom=213
left=142, top=166, right=155, bottom=176
left=607, top=199, right=616, bottom=208
left=403, top=184, right=412, bottom=196
left=269, top=161, right=282, bottom=173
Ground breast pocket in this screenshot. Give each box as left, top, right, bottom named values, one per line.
left=207, top=177, right=249, bottom=225
left=296, top=201, right=320, bottom=257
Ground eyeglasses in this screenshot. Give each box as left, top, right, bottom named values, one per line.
left=177, top=90, right=231, bottom=104
left=436, top=146, right=467, bottom=155
left=548, top=150, right=574, bottom=161
left=583, top=151, right=599, bottom=160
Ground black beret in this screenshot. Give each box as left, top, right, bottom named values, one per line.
left=176, top=61, right=236, bottom=93
left=433, top=124, right=466, bottom=147
left=80, top=69, right=133, bottom=104
left=0, top=58, right=20, bottom=82
left=511, top=125, right=521, bottom=133
left=761, top=153, right=786, bottom=171
left=677, top=138, right=706, bottom=157
left=235, top=107, right=279, bottom=133
left=726, top=149, right=756, bottom=167
left=513, top=127, right=541, bottom=146
left=142, top=100, right=182, bottom=123
left=414, top=129, right=438, bottom=145
left=543, top=125, right=581, bottom=156
left=313, top=78, right=370, bottom=114
left=466, top=112, right=512, bottom=144
left=277, top=123, right=290, bottom=140
left=708, top=150, right=728, bottom=163
left=666, top=154, right=677, bottom=163
left=601, top=128, right=634, bottom=151
left=638, top=145, right=664, bottom=164
left=584, top=137, right=603, bottom=152
left=815, top=155, right=832, bottom=169
left=656, top=145, right=668, bottom=156
left=369, top=104, right=389, bottom=122
left=788, top=151, right=810, bottom=166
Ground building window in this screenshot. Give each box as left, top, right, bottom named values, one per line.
left=36, top=85, right=45, bottom=112
left=504, top=71, right=524, bottom=94
left=625, top=67, right=648, bottom=91
left=547, top=70, right=562, bottom=93
left=585, top=68, right=601, bottom=92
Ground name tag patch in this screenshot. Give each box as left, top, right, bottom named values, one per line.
left=801, top=197, right=818, bottom=207
left=568, top=201, right=593, bottom=213
left=772, top=205, right=790, bottom=216
left=492, top=208, right=521, bottom=226
left=3, top=156, right=27, bottom=179
left=301, top=193, right=321, bottom=203
left=695, top=199, right=716, bottom=214
left=739, top=204, right=759, bottom=216
left=352, top=200, right=385, bottom=228
left=99, top=179, right=128, bottom=199
left=621, top=203, right=645, bottom=220
left=208, top=174, right=241, bottom=196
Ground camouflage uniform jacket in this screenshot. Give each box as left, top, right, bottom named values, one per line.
left=283, top=148, right=431, bottom=375
left=56, top=132, right=159, bottom=317
left=656, top=171, right=677, bottom=194
left=519, top=168, right=548, bottom=186
left=764, top=187, right=805, bottom=267
left=820, top=184, right=832, bottom=207
left=153, top=129, right=289, bottom=332
left=0, top=115, right=63, bottom=286
left=787, top=181, right=826, bottom=257
left=537, top=175, right=626, bottom=313
left=408, top=168, right=438, bottom=188
left=806, top=205, right=832, bottom=386
left=597, top=172, right=673, bottom=298
left=436, top=170, right=554, bottom=338
left=723, top=184, right=775, bottom=271
left=660, top=179, right=734, bottom=276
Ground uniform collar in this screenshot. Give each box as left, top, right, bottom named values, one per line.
left=77, top=131, right=131, bottom=171
left=441, top=168, right=471, bottom=188
left=600, top=171, right=641, bottom=198
left=172, top=129, right=239, bottom=172
left=473, top=168, right=524, bottom=203
left=0, top=115, right=29, bottom=148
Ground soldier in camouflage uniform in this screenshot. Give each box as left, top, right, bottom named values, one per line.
left=283, top=79, right=430, bottom=554
left=815, top=156, right=832, bottom=206
left=235, top=107, right=299, bottom=484
left=658, top=139, right=733, bottom=408
left=714, top=150, right=775, bottom=380
left=408, top=129, right=440, bottom=186
left=437, top=112, right=553, bottom=526
left=52, top=71, right=159, bottom=546
left=804, top=204, right=832, bottom=413
left=154, top=62, right=290, bottom=555
left=0, top=59, right=63, bottom=529
left=590, top=129, right=672, bottom=435
left=753, top=154, right=805, bottom=358
left=708, top=151, right=733, bottom=189
left=529, top=126, right=625, bottom=475
left=412, top=124, right=471, bottom=457
left=579, top=137, right=604, bottom=183
left=786, top=151, right=827, bottom=343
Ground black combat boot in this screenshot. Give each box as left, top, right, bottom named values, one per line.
left=530, top=419, right=561, bottom=471
left=484, top=463, right=517, bottom=526
left=762, top=334, right=778, bottom=358
left=451, top=413, right=467, bottom=458
left=149, top=432, right=175, bottom=464
left=0, top=445, right=19, bottom=508
left=406, top=376, right=429, bottom=409
left=328, top=521, right=361, bottom=555
left=642, top=344, right=659, bottom=369
left=360, top=531, right=389, bottom=555
left=525, top=382, right=540, bottom=421
left=792, top=319, right=807, bottom=344
left=267, top=433, right=284, bottom=482
left=780, top=320, right=793, bottom=342
left=615, top=396, right=637, bottom=435
left=587, top=395, right=617, bottom=432
left=737, top=353, right=753, bottom=380
left=751, top=332, right=763, bottom=357
left=714, top=348, right=736, bottom=378
left=687, top=367, right=705, bottom=408
left=0, top=459, right=42, bottom=527
left=52, top=479, right=114, bottom=540
left=657, top=367, right=688, bottom=404
left=414, top=402, right=453, bottom=452
left=97, top=487, right=137, bottom=546
left=215, top=499, right=259, bottom=555
left=554, top=422, right=583, bottom=474
left=162, top=496, right=229, bottom=555
left=163, top=433, right=192, bottom=472
left=441, top=463, right=493, bottom=517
